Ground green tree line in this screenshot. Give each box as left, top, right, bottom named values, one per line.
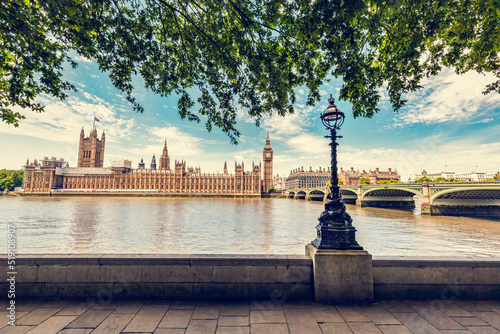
left=0, top=170, right=24, bottom=191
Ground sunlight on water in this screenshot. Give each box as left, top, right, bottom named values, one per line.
left=1, top=197, right=499, bottom=256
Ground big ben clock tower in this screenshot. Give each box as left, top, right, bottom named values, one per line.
left=262, top=132, right=273, bottom=195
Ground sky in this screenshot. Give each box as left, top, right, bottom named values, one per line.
left=1, top=54, right=499, bottom=181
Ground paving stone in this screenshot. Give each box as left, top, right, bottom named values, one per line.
left=284, top=308, right=321, bottom=334
left=216, top=327, right=250, bottom=334
left=123, top=305, right=169, bottom=333
left=380, top=300, right=414, bottom=313
left=15, top=301, right=45, bottom=312
left=362, top=305, right=401, bottom=325
left=319, top=323, right=353, bottom=334
left=39, top=300, right=71, bottom=308
left=378, top=324, right=413, bottom=334
left=250, top=300, right=284, bottom=310
left=220, top=304, right=249, bottom=316
left=348, top=322, right=383, bottom=334
left=91, top=313, right=135, bottom=334
left=312, top=305, right=344, bottom=323
left=57, top=302, right=94, bottom=316
left=154, top=329, right=187, bottom=334
left=439, top=330, right=474, bottom=333
left=0, top=326, right=35, bottom=334
left=412, top=305, right=465, bottom=330
left=154, top=329, right=186, bottom=334
left=251, top=323, right=289, bottom=334
left=336, top=306, right=371, bottom=323
left=91, top=300, right=124, bottom=310
left=466, top=327, right=500, bottom=334
left=58, top=330, right=93, bottom=334
left=158, top=309, right=194, bottom=328
left=192, top=307, right=220, bottom=320
left=25, top=315, right=77, bottom=334
left=169, top=301, right=196, bottom=310
left=454, top=317, right=490, bottom=326
left=185, top=319, right=217, bottom=334
left=393, top=312, right=441, bottom=334
left=66, top=309, right=114, bottom=328
left=15, top=307, right=61, bottom=326
left=472, top=312, right=500, bottom=329
left=0, top=312, right=28, bottom=328
left=442, top=304, right=474, bottom=317
left=250, top=310, right=286, bottom=324
left=114, top=301, right=145, bottom=314
left=458, top=302, right=496, bottom=312
left=218, top=316, right=249, bottom=327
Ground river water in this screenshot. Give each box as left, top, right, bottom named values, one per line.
left=1, top=197, right=499, bottom=256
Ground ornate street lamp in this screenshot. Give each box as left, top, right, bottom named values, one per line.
left=311, top=95, right=363, bottom=250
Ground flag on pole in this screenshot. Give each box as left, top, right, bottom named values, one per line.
left=94, top=116, right=100, bottom=122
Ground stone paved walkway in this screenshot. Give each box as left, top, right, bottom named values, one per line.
left=0, top=299, right=499, bottom=334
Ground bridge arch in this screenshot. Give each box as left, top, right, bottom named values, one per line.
left=295, top=190, right=307, bottom=200
left=287, top=191, right=295, bottom=199
left=307, top=189, right=325, bottom=202
left=362, top=187, right=423, bottom=200
left=430, top=187, right=500, bottom=205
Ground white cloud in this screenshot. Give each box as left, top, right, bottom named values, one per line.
left=146, top=126, right=204, bottom=157
left=0, top=91, right=137, bottom=166
left=394, top=69, right=500, bottom=126
left=90, top=74, right=99, bottom=78
left=74, top=55, right=92, bottom=64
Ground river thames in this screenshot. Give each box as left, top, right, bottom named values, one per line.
left=1, top=196, right=499, bottom=256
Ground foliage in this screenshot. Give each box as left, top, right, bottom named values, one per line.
left=0, top=170, right=24, bottom=191
left=359, top=177, right=371, bottom=185
left=268, top=187, right=277, bottom=193
left=415, top=176, right=432, bottom=183
left=379, top=178, right=399, bottom=184
left=2, top=0, right=499, bottom=142
left=337, top=179, right=343, bottom=186
left=433, top=177, right=448, bottom=182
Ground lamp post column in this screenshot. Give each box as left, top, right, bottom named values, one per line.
left=306, top=94, right=373, bottom=303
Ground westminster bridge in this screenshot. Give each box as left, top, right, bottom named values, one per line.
left=286, top=182, right=500, bottom=216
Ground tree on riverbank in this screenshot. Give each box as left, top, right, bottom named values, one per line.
left=2, top=0, right=499, bottom=142
left=0, top=170, right=23, bottom=191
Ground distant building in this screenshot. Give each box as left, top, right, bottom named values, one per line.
left=23, top=128, right=273, bottom=195
left=416, top=170, right=498, bottom=182
left=339, top=167, right=401, bottom=185
left=285, top=166, right=401, bottom=189
left=272, top=174, right=287, bottom=193
left=285, top=166, right=331, bottom=190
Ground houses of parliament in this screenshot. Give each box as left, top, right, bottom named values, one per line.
left=23, top=127, right=274, bottom=196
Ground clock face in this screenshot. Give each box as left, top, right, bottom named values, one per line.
left=266, top=153, right=271, bottom=158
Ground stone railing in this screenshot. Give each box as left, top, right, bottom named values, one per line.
left=1, top=255, right=499, bottom=300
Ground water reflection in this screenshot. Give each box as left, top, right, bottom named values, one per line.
left=1, top=197, right=499, bottom=256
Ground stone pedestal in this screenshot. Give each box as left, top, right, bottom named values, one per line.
left=306, top=243, right=374, bottom=303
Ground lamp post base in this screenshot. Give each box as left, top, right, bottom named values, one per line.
left=306, top=243, right=374, bottom=303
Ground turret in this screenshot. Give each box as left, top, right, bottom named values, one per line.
left=223, top=161, right=228, bottom=175
left=150, top=155, right=157, bottom=170
left=138, top=158, right=145, bottom=169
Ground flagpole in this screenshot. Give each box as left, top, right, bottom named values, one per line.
left=93, top=115, right=95, bottom=130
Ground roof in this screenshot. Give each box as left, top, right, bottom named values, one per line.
left=55, top=167, right=114, bottom=176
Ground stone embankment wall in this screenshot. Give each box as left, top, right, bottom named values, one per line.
left=1, top=255, right=498, bottom=300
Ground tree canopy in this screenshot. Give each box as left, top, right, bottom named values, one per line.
left=1, top=0, right=499, bottom=143
left=0, top=169, right=23, bottom=191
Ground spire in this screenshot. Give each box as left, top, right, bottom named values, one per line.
left=163, top=139, right=168, bottom=153
left=265, top=132, right=271, bottom=148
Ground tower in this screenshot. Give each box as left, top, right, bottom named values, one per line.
left=223, top=161, right=228, bottom=175
left=159, top=139, right=170, bottom=170
left=77, top=127, right=105, bottom=167
left=262, top=132, right=273, bottom=193
left=138, top=158, right=145, bottom=169
left=150, top=155, right=157, bottom=170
